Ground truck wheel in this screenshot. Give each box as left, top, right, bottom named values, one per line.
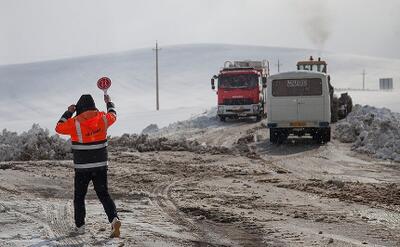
left=219, top=116, right=226, bottom=122
left=331, top=97, right=339, bottom=123
left=339, top=93, right=353, bottom=118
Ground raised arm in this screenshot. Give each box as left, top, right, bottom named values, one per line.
left=104, top=95, right=117, bottom=127
left=55, top=105, right=75, bottom=135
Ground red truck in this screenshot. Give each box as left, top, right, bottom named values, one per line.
left=211, top=60, right=269, bottom=121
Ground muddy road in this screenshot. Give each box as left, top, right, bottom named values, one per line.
left=1, top=120, right=400, bottom=246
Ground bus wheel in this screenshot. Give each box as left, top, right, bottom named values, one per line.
left=322, top=127, right=331, bottom=143
left=270, top=129, right=278, bottom=143
left=270, top=129, right=286, bottom=144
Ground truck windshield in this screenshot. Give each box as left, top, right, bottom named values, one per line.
left=219, top=74, right=258, bottom=89
left=272, top=78, right=323, bottom=97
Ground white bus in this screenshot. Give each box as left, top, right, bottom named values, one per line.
left=267, top=71, right=331, bottom=144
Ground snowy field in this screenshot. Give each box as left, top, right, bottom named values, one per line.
left=345, top=90, right=400, bottom=113
left=1, top=44, right=400, bottom=135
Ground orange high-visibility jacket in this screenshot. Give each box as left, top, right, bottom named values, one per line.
left=56, top=110, right=116, bottom=143
left=56, top=103, right=116, bottom=169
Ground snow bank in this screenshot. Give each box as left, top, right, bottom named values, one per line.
left=334, top=105, right=400, bottom=162
left=141, top=124, right=159, bottom=134
left=0, top=124, right=71, bottom=161
left=146, top=108, right=220, bottom=137
left=161, top=107, right=219, bottom=130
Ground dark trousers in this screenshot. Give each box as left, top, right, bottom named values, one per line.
left=74, top=167, right=118, bottom=227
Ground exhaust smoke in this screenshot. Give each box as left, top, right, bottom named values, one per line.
left=303, top=13, right=331, bottom=50
left=295, top=1, right=333, bottom=52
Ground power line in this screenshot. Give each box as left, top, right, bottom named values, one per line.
left=276, top=59, right=283, bottom=73
left=153, top=41, right=161, bottom=111
left=362, top=69, right=366, bottom=90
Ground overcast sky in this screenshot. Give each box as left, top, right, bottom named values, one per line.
left=1, top=0, right=399, bottom=65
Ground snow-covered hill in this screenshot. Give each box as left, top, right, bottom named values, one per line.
left=1, top=44, right=400, bottom=135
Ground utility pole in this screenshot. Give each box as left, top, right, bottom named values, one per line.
left=362, top=69, right=366, bottom=90
left=276, top=59, right=282, bottom=73
left=153, top=41, right=161, bottom=110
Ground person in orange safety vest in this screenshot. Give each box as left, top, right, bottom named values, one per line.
left=55, top=94, right=121, bottom=238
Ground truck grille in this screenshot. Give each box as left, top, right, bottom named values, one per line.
left=223, top=98, right=253, bottom=105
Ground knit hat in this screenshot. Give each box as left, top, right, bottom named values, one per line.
left=76, top=94, right=97, bottom=115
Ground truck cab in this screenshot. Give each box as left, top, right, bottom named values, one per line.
left=211, top=60, right=269, bottom=121
left=267, top=71, right=331, bottom=144
left=297, top=56, right=328, bottom=73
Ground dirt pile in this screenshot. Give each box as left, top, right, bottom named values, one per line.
left=109, top=134, right=231, bottom=154
left=109, top=133, right=261, bottom=158
left=334, top=105, right=400, bottom=162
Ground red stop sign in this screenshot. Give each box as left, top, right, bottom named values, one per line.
left=97, top=77, right=112, bottom=90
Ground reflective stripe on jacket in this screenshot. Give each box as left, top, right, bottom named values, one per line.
left=55, top=103, right=116, bottom=169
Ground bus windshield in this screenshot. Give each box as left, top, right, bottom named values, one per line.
left=219, top=74, right=259, bottom=89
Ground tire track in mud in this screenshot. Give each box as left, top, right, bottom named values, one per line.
left=149, top=163, right=231, bottom=246
left=0, top=201, right=87, bottom=247
left=251, top=139, right=400, bottom=246
left=0, top=202, right=57, bottom=243
left=258, top=139, right=400, bottom=183
left=149, top=154, right=268, bottom=247
left=254, top=139, right=332, bottom=179
left=150, top=180, right=268, bottom=247
left=45, top=203, right=87, bottom=247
